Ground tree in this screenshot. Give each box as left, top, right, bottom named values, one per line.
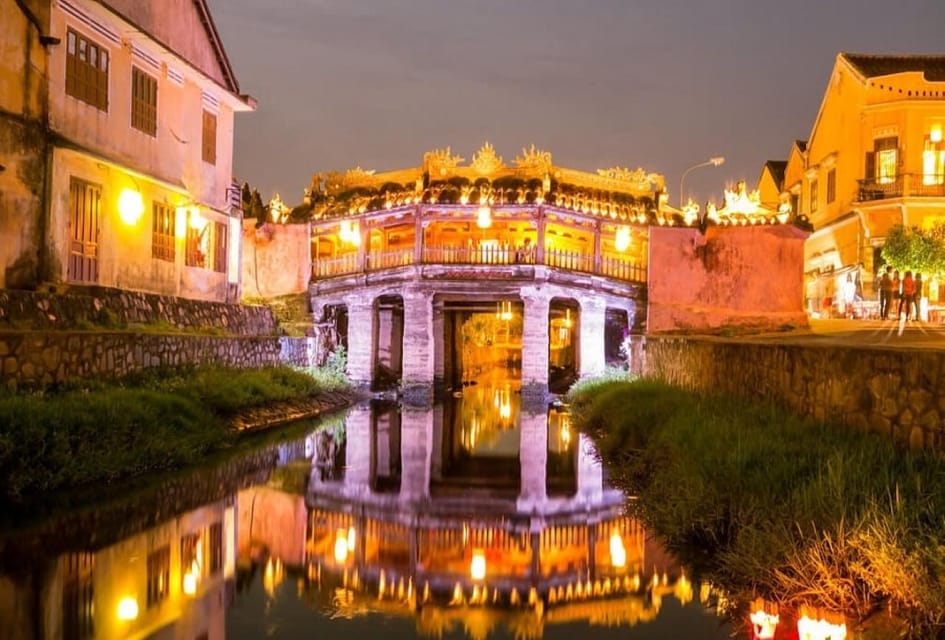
left=880, top=224, right=945, bottom=276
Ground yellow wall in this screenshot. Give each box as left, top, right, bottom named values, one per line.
left=800, top=54, right=945, bottom=290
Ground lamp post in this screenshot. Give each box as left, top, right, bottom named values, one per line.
left=679, top=156, right=725, bottom=208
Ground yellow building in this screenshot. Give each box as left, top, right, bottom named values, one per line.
left=1, top=0, right=255, bottom=301
left=792, top=53, right=945, bottom=313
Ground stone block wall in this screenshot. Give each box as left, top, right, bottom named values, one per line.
left=639, top=336, right=944, bottom=450
left=0, top=332, right=282, bottom=390
left=0, top=287, right=277, bottom=336
left=279, top=337, right=319, bottom=368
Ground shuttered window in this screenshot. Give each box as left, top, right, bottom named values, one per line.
left=152, top=202, right=175, bottom=262
left=202, top=110, right=217, bottom=165
left=66, top=29, right=108, bottom=111
left=131, top=66, right=157, bottom=136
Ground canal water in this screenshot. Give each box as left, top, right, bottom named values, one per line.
left=0, top=389, right=738, bottom=640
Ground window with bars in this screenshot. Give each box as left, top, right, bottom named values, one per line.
left=209, top=522, right=224, bottom=573
left=66, top=29, right=109, bottom=111
left=865, top=136, right=898, bottom=184
left=181, top=532, right=201, bottom=587
left=923, top=132, right=945, bottom=185
left=62, top=552, right=94, bottom=640
left=213, top=221, right=227, bottom=273
left=131, top=66, right=157, bottom=136
left=826, top=168, right=836, bottom=204
left=184, top=211, right=210, bottom=268
left=810, top=178, right=818, bottom=213
left=202, top=110, right=217, bottom=165
left=147, top=545, right=170, bottom=607
left=152, top=202, right=175, bottom=262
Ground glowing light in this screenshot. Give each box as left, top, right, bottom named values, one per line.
left=614, top=225, right=631, bottom=251
left=470, top=549, right=486, bottom=581
left=118, top=189, right=144, bottom=224
left=182, top=570, right=197, bottom=595
left=496, top=300, right=513, bottom=321
left=117, top=596, right=139, bottom=621
left=932, top=124, right=943, bottom=143
left=477, top=204, right=492, bottom=229
left=609, top=530, right=626, bottom=568
left=750, top=600, right=780, bottom=639
left=334, top=528, right=350, bottom=563
left=188, top=208, right=206, bottom=230
left=339, top=220, right=361, bottom=246
left=347, top=526, right=356, bottom=552
left=797, top=606, right=846, bottom=640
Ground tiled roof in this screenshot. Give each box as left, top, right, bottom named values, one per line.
left=843, top=53, right=945, bottom=81
left=764, top=161, right=787, bottom=187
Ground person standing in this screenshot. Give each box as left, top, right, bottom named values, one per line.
left=879, top=266, right=893, bottom=319
left=898, top=270, right=915, bottom=321
left=913, top=273, right=924, bottom=321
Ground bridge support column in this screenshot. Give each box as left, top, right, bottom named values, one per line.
left=400, top=406, right=432, bottom=502
left=344, top=294, right=375, bottom=387
left=579, top=296, right=607, bottom=379
left=517, top=406, right=548, bottom=511
left=402, top=287, right=435, bottom=401
left=521, top=287, right=550, bottom=398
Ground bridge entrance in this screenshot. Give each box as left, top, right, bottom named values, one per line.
left=442, top=299, right=523, bottom=393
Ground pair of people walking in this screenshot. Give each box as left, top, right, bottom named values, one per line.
left=879, top=266, right=922, bottom=321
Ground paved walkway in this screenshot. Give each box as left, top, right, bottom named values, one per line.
left=741, top=317, right=945, bottom=351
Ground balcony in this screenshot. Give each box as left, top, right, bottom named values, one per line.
left=311, top=243, right=646, bottom=284
left=857, top=174, right=945, bottom=201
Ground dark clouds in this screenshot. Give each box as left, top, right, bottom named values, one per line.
left=207, top=0, right=945, bottom=206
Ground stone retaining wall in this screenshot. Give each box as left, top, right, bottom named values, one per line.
left=0, top=287, right=277, bottom=336
left=279, top=337, right=319, bottom=368
left=0, top=332, right=281, bottom=389
left=638, top=336, right=945, bottom=450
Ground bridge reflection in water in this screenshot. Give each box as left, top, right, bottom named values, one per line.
left=0, top=398, right=735, bottom=640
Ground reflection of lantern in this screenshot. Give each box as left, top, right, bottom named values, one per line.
left=183, top=570, right=197, bottom=595
left=609, top=530, right=626, bottom=568
left=470, top=549, right=486, bottom=581
left=334, top=528, right=350, bottom=563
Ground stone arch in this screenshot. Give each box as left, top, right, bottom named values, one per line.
left=549, top=297, right=579, bottom=393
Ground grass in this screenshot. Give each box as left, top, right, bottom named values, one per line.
left=568, top=378, right=945, bottom=636
left=0, top=364, right=352, bottom=500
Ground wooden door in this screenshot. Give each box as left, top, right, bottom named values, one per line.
left=68, top=177, right=100, bottom=283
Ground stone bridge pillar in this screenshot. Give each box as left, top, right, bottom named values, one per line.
left=402, top=288, right=435, bottom=398
left=521, top=287, right=550, bottom=397
left=344, top=294, right=374, bottom=387
left=517, top=406, right=548, bottom=511
left=579, top=296, right=606, bottom=378
left=400, top=406, right=432, bottom=502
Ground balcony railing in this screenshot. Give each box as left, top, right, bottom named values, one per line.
left=312, top=243, right=645, bottom=283
left=857, top=174, right=945, bottom=201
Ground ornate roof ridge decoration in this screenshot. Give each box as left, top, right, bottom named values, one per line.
left=513, top=144, right=553, bottom=175
left=595, top=166, right=662, bottom=192
left=470, top=142, right=506, bottom=175
left=423, top=147, right=465, bottom=177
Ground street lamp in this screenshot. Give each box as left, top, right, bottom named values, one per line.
left=679, top=156, right=725, bottom=208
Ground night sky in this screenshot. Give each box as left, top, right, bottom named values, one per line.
left=206, top=0, right=945, bottom=208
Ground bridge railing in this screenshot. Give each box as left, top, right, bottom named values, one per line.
left=312, top=243, right=646, bottom=282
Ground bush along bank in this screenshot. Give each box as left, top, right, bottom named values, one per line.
left=0, top=363, right=355, bottom=501
left=568, top=378, right=945, bottom=637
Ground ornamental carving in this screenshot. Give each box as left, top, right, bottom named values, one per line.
left=344, top=166, right=376, bottom=183
left=513, top=144, right=553, bottom=174
left=470, top=142, right=505, bottom=175
left=423, top=146, right=465, bottom=177
left=596, top=166, right=660, bottom=190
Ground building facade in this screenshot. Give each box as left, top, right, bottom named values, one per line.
left=790, top=53, right=945, bottom=314
left=1, top=0, right=254, bottom=301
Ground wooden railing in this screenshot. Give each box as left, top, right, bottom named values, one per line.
left=312, top=244, right=645, bottom=282
left=857, top=174, right=945, bottom=201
